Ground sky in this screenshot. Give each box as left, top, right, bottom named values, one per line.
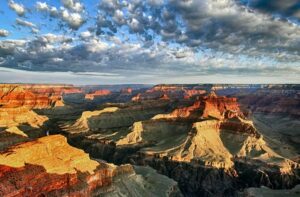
left=0, top=0, right=299, bottom=84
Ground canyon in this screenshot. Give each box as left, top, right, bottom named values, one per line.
left=0, top=83, right=299, bottom=196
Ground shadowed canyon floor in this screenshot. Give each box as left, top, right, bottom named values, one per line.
left=0, top=84, right=299, bottom=196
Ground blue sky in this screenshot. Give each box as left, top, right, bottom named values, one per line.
left=0, top=0, right=299, bottom=84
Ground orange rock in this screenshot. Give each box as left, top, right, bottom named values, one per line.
left=153, top=93, right=241, bottom=120
left=132, top=85, right=207, bottom=101
left=0, top=84, right=81, bottom=109
left=201, top=95, right=240, bottom=119
left=184, top=89, right=206, bottom=99
left=0, top=135, right=130, bottom=197
left=85, top=89, right=111, bottom=100
left=121, top=88, right=133, bottom=94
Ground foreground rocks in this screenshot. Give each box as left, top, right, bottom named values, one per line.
left=0, top=135, right=182, bottom=197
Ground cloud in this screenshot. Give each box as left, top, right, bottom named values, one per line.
left=94, top=0, right=300, bottom=63
left=16, top=18, right=37, bottom=28
left=0, top=33, right=298, bottom=80
left=0, top=29, right=10, bottom=37
left=8, top=0, right=26, bottom=16
left=1, top=0, right=300, bottom=83
left=0, top=39, right=26, bottom=57
left=35, top=1, right=85, bottom=30
left=36, top=1, right=59, bottom=17
left=61, top=9, right=85, bottom=30
left=80, top=31, right=92, bottom=39
left=61, top=0, right=84, bottom=12
left=240, top=0, right=300, bottom=20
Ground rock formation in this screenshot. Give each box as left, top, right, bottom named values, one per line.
left=132, top=85, right=206, bottom=101
left=0, top=84, right=82, bottom=109
left=85, top=89, right=111, bottom=100
left=0, top=135, right=182, bottom=197
left=0, top=106, right=48, bottom=128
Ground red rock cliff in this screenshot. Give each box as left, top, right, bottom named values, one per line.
left=0, top=135, right=132, bottom=197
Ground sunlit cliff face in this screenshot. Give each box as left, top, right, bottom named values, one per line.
left=0, top=0, right=299, bottom=84
left=0, top=135, right=99, bottom=174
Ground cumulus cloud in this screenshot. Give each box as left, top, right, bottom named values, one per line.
left=8, top=0, right=26, bottom=16
left=0, top=29, right=10, bottom=37
left=61, top=0, right=84, bottom=12
left=35, top=1, right=85, bottom=30
left=80, top=31, right=92, bottom=39
left=61, top=8, right=85, bottom=30
left=95, top=0, right=300, bottom=63
left=36, top=1, right=59, bottom=17
left=39, top=33, right=73, bottom=43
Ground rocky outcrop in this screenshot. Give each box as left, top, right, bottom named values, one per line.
left=68, top=101, right=171, bottom=132
left=0, top=84, right=82, bottom=109
left=0, top=107, right=48, bottom=128
left=153, top=93, right=241, bottom=120
left=0, top=135, right=182, bottom=197
left=152, top=100, right=201, bottom=119
left=0, top=135, right=109, bottom=196
left=69, top=107, right=119, bottom=133
left=98, top=165, right=183, bottom=197
left=173, top=120, right=234, bottom=169
left=184, top=89, right=206, bottom=99
left=0, top=84, right=85, bottom=132
left=85, top=89, right=111, bottom=100
left=117, top=120, right=190, bottom=149
left=201, top=93, right=241, bottom=120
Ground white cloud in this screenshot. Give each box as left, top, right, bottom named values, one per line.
left=36, top=1, right=59, bottom=17
left=36, top=1, right=85, bottom=30
left=8, top=0, right=26, bottom=16
left=61, top=9, right=85, bottom=29
left=0, top=29, right=10, bottom=37
left=61, top=0, right=84, bottom=12
left=31, top=28, right=39, bottom=34
left=80, top=31, right=92, bottom=39
left=36, top=2, right=48, bottom=10
left=41, top=33, right=73, bottom=43
left=16, top=18, right=37, bottom=28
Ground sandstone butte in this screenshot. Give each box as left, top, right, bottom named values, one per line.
left=0, top=135, right=134, bottom=196
left=152, top=92, right=240, bottom=120
left=85, top=89, right=112, bottom=100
